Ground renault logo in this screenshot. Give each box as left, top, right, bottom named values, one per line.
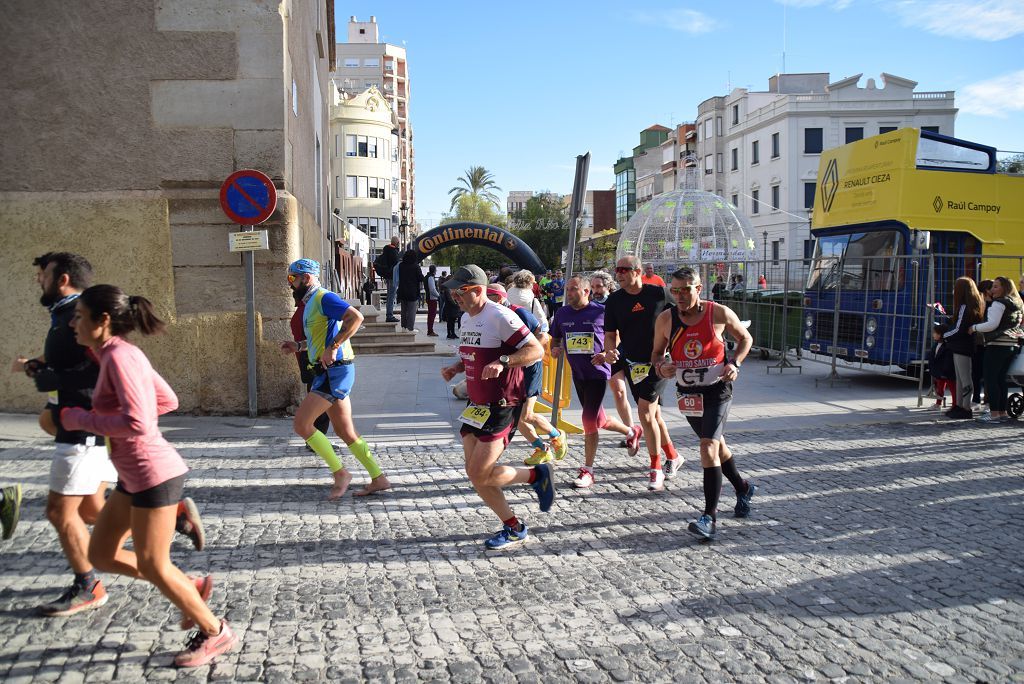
left=820, top=159, right=839, bottom=213
left=933, top=195, right=943, bottom=213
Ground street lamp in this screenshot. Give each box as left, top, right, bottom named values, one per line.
left=399, top=203, right=409, bottom=245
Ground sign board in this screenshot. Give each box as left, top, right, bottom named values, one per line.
left=229, top=230, right=269, bottom=252
left=219, top=169, right=277, bottom=225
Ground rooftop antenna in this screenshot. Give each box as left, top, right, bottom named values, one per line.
left=782, top=3, right=787, bottom=74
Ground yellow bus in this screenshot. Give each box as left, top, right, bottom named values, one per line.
left=803, top=127, right=1024, bottom=365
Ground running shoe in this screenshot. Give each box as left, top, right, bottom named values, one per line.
left=175, top=620, right=239, bottom=668
left=38, top=579, right=108, bottom=617
left=625, top=424, right=643, bottom=457
left=688, top=514, right=717, bottom=540
left=975, top=414, right=1007, bottom=424
left=664, top=456, right=685, bottom=480
left=523, top=446, right=553, bottom=466
left=175, top=497, right=205, bottom=551
left=180, top=575, right=214, bottom=630
left=531, top=463, right=555, bottom=512
left=550, top=433, right=568, bottom=461
left=647, top=468, right=665, bottom=492
left=573, top=468, right=595, bottom=489
left=734, top=483, right=758, bottom=518
left=484, top=523, right=529, bottom=550
left=1, top=484, right=22, bottom=540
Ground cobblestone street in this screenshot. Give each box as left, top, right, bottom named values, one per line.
left=2, top=398, right=1022, bottom=682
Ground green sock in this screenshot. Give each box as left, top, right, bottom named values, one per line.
left=347, top=437, right=382, bottom=479
left=306, top=430, right=343, bottom=473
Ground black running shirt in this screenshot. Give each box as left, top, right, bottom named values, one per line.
left=604, top=284, right=673, bottom=362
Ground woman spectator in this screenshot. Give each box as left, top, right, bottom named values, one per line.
left=972, top=280, right=994, bottom=408
left=396, top=250, right=424, bottom=332
left=61, top=285, right=237, bottom=667
left=507, top=270, right=548, bottom=332
left=424, top=265, right=440, bottom=337
left=970, top=276, right=1024, bottom=422
left=942, top=277, right=985, bottom=419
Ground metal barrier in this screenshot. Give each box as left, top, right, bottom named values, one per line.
left=534, top=339, right=583, bottom=434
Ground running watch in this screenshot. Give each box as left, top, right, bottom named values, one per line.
left=499, top=355, right=511, bottom=368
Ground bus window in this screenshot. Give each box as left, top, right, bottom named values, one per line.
left=916, top=137, right=992, bottom=172
left=844, top=231, right=901, bottom=291
left=806, top=235, right=847, bottom=290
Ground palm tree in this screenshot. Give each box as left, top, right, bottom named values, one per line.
left=448, top=166, right=501, bottom=211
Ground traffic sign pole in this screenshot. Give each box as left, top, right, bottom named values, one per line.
left=219, top=170, right=277, bottom=418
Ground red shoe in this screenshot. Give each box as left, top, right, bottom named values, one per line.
left=180, top=575, right=214, bottom=630
left=175, top=619, right=238, bottom=668
left=625, top=424, right=643, bottom=457
left=175, top=497, right=205, bottom=551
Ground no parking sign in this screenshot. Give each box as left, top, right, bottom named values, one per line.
left=219, top=169, right=277, bottom=226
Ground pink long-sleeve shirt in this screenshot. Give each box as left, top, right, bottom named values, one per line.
left=62, top=336, right=187, bottom=493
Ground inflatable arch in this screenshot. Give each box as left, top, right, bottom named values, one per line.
left=409, top=222, right=546, bottom=274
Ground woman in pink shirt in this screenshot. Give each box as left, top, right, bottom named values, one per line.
left=61, top=285, right=237, bottom=668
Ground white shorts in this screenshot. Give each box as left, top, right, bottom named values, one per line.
left=49, top=442, right=118, bottom=496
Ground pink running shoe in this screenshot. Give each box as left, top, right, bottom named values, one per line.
left=175, top=619, right=238, bottom=668
left=179, top=575, right=214, bottom=630
left=625, top=424, right=643, bottom=457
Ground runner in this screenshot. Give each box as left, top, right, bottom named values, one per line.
left=652, top=267, right=757, bottom=540
left=439, top=265, right=552, bottom=550
left=61, top=285, right=236, bottom=667
left=279, top=259, right=390, bottom=500
left=484, top=283, right=567, bottom=466
left=604, top=256, right=683, bottom=491
left=590, top=270, right=638, bottom=442
left=550, top=276, right=638, bottom=488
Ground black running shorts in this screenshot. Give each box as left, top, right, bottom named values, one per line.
left=115, top=473, right=186, bottom=509
left=459, top=404, right=517, bottom=444
left=677, top=383, right=732, bottom=441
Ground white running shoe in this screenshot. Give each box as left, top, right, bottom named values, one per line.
left=665, top=455, right=685, bottom=479
left=573, top=468, right=595, bottom=489
left=647, top=468, right=665, bottom=492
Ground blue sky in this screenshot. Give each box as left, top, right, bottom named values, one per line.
left=333, top=0, right=1024, bottom=229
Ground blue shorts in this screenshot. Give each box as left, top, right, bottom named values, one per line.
left=310, top=363, right=355, bottom=403
left=522, top=361, right=543, bottom=399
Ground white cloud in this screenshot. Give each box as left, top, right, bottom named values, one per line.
left=773, top=0, right=852, bottom=8
left=958, top=70, right=1024, bottom=117
left=632, top=8, right=719, bottom=34
left=890, top=0, right=1024, bottom=40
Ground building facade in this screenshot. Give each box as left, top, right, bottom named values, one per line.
left=659, top=123, right=698, bottom=193
left=695, top=73, right=956, bottom=262
left=0, top=0, right=337, bottom=414
left=335, top=16, right=415, bottom=239
left=330, top=85, right=399, bottom=264
left=615, top=125, right=671, bottom=229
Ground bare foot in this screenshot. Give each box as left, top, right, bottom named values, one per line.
left=354, top=474, right=392, bottom=497
left=328, top=469, right=353, bottom=500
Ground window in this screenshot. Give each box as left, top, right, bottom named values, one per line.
left=731, top=194, right=739, bottom=208
left=804, top=128, right=823, bottom=153
left=704, top=155, right=713, bottom=174
left=751, top=140, right=759, bottom=165
left=772, top=240, right=780, bottom=264
left=921, top=126, right=940, bottom=134
left=292, top=80, right=298, bottom=116
left=368, top=177, right=380, bottom=199
left=704, top=119, right=712, bottom=140
left=345, top=176, right=358, bottom=198
left=751, top=190, right=760, bottom=215
left=367, top=137, right=378, bottom=159
left=804, top=239, right=815, bottom=263
left=345, top=134, right=356, bottom=157
left=357, top=217, right=369, bottom=235
left=357, top=176, right=368, bottom=198
left=804, top=182, right=816, bottom=209
left=344, top=58, right=359, bottom=68
left=732, top=104, right=739, bottom=125
left=357, top=135, right=368, bottom=156
left=716, top=117, right=723, bottom=136
left=731, top=148, right=738, bottom=171
left=879, top=126, right=897, bottom=134
left=771, top=185, right=780, bottom=210
left=367, top=217, right=379, bottom=239
left=845, top=127, right=864, bottom=144
left=363, top=57, right=379, bottom=67
left=335, top=176, right=342, bottom=198
left=771, top=132, right=780, bottom=159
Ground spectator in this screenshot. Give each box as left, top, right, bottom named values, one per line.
left=711, top=275, right=726, bottom=301
left=641, top=264, right=666, bottom=288
left=970, top=276, right=1024, bottom=423
left=507, top=270, right=548, bottom=333
left=973, top=279, right=994, bottom=407
left=926, top=323, right=955, bottom=408
left=757, top=274, right=768, bottom=289
left=425, top=265, right=440, bottom=337
left=396, top=250, right=423, bottom=332
left=942, top=277, right=985, bottom=419
left=378, top=237, right=401, bottom=323
left=360, top=276, right=375, bottom=306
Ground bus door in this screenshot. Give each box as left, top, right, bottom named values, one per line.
left=929, top=232, right=980, bottom=309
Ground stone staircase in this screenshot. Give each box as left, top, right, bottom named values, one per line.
left=351, top=304, right=440, bottom=355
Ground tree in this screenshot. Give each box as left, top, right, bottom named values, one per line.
left=448, top=165, right=502, bottom=211
left=997, top=153, right=1024, bottom=174
left=432, top=194, right=507, bottom=271
left=509, top=194, right=570, bottom=269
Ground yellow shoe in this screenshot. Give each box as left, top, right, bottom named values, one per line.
left=524, top=446, right=553, bottom=466
left=550, top=434, right=568, bottom=461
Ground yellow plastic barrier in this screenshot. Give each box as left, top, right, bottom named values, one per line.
left=534, top=339, right=583, bottom=434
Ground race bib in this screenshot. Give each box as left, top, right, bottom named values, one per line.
left=628, top=362, right=652, bottom=384
left=565, top=332, right=595, bottom=355
left=459, top=404, right=491, bottom=429
left=677, top=393, right=705, bottom=417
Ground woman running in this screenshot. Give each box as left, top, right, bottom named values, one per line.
left=61, top=285, right=237, bottom=668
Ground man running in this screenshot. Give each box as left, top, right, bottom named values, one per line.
left=440, top=265, right=552, bottom=550
left=280, top=259, right=390, bottom=499
left=590, top=270, right=637, bottom=443
left=653, top=267, right=757, bottom=540
left=604, top=256, right=682, bottom=491
left=484, top=283, right=567, bottom=466
left=550, top=276, right=639, bottom=489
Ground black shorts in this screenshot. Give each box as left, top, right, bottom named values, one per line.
left=613, top=358, right=667, bottom=405
left=459, top=404, right=517, bottom=443
left=676, top=383, right=732, bottom=441
left=115, top=473, right=185, bottom=509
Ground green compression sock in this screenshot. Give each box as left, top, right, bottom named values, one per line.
left=306, top=430, right=343, bottom=473
left=347, top=437, right=382, bottom=479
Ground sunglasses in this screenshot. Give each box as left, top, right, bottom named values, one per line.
left=453, top=285, right=480, bottom=297
left=287, top=273, right=299, bottom=283
left=670, top=284, right=700, bottom=294
left=614, top=266, right=638, bottom=274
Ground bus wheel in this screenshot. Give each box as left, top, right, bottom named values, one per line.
left=1008, top=393, right=1024, bottom=419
